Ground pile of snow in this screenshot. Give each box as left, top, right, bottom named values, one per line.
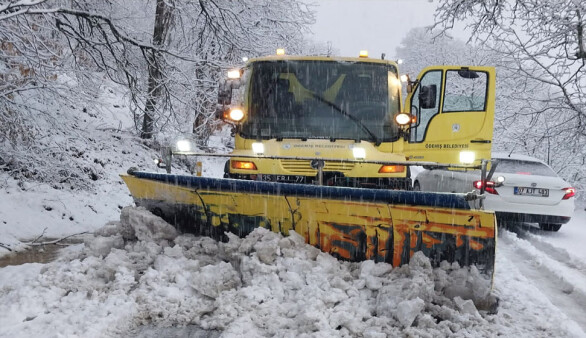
left=2, top=206, right=575, bottom=337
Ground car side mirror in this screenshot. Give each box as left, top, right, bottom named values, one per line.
left=419, top=84, right=437, bottom=109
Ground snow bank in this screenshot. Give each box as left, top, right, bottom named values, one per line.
left=0, top=207, right=576, bottom=337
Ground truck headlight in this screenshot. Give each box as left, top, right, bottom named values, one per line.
left=228, top=108, right=245, bottom=122
left=252, top=142, right=264, bottom=155
left=352, top=147, right=366, bottom=160
left=227, top=69, right=241, bottom=79
left=176, top=140, right=193, bottom=152
left=459, top=151, right=475, bottom=164
left=394, top=113, right=413, bottom=126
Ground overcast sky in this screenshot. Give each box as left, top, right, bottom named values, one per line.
left=309, top=0, right=438, bottom=59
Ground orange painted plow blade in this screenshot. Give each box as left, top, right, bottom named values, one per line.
left=122, top=171, right=496, bottom=277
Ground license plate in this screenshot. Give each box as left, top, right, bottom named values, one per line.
left=514, top=186, right=549, bottom=197
left=258, top=174, right=305, bottom=183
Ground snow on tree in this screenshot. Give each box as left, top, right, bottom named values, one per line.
left=0, top=0, right=317, bottom=189
left=432, top=0, right=586, bottom=197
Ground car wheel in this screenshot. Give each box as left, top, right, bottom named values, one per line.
left=413, top=181, right=421, bottom=191
left=539, top=223, right=562, bottom=232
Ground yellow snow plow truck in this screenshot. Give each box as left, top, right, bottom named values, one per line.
left=122, top=51, right=498, bottom=278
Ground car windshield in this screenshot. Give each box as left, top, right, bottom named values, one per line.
left=494, top=159, right=558, bottom=177
left=241, top=60, right=401, bottom=142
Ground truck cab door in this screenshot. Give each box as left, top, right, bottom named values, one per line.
left=403, top=66, right=495, bottom=166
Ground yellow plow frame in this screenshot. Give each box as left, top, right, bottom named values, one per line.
left=122, top=171, right=496, bottom=277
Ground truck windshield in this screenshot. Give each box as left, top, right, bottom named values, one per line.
left=241, top=60, right=401, bottom=142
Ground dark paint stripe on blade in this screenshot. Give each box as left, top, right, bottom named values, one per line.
left=131, top=171, right=471, bottom=210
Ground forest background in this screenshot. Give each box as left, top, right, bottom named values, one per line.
left=1, top=0, right=584, bottom=201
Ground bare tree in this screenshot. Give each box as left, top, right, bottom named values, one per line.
left=0, top=0, right=316, bottom=188
left=433, top=0, right=586, bottom=195
left=141, top=0, right=174, bottom=139
left=1, top=0, right=315, bottom=138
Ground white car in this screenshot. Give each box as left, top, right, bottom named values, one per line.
left=413, top=153, right=576, bottom=231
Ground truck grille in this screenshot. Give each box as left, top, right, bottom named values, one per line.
left=280, top=160, right=355, bottom=175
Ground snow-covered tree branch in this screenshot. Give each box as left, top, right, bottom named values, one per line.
left=432, top=0, right=586, bottom=197
left=0, top=0, right=316, bottom=188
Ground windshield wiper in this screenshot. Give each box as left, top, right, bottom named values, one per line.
left=308, top=92, right=381, bottom=146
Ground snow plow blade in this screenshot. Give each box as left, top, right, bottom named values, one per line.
left=121, top=171, right=496, bottom=276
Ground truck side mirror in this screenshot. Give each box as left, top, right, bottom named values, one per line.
left=217, top=79, right=242, bottom=105
left=419, top=84, right=437, bottom=109
left=215, top=105, right=229, bottom=119
left=218, top=81, right=232, bottom=105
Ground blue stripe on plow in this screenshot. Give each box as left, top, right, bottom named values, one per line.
left=132, top=171, right=471, bottom=210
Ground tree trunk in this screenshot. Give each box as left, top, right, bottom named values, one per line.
left=141, top=0, right=173, bottom=139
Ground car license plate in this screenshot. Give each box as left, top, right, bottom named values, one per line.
left=514, top=186, right=549, bottom=197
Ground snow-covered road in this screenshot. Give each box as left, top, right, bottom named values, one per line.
left=0, top=207, right=585, bottom=337
left=495, top=215, right=586, bottom=336
left=1, top=146, right=585, bottom=336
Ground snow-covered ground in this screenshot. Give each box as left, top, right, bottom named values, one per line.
left=1, top=154, right=585, bottom=337
left=1, top=82, right=586, bottom=337
left=0, top=205, right=585, bottom=337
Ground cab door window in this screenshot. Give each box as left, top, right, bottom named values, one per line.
left=410, top=70, right=442, bottom=142
left=443, top=70, right=487, bottom=112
